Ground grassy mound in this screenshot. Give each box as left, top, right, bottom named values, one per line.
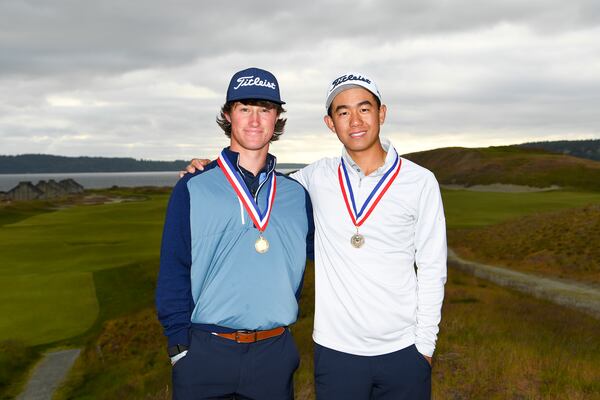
left=433, top=269, right=600, bottom=399
left=449, top=204, right=600, bottom=284
left=49, top=260, right=162, bottom=399
left=404, top=145, right=600, bottom=190
left=54, top=308, right=170, bottom=400
left=442, top=189, right=600, bottom=229
left=0, top=340, right=40, bottom=399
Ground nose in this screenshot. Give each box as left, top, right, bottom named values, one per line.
left=248, top=109, right=260, bottom=126
left=349, top=110, right=362, bottom=127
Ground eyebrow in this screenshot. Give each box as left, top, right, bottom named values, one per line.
left=334, top=100, right=374, bottom=113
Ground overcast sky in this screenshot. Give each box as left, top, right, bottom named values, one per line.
left=1, top=0, right=599, bottom=163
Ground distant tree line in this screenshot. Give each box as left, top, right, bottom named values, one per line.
left=0, top=154, right=188, bottom=173
left=518, top=139, right=600, bottom=161
left=0, top=154, right=307, bottom=174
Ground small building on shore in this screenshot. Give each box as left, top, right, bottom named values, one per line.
left=3, top=179, right=85, bottom=201
left=36, top=179, right=66, bottom=199
left=59, top=179, right=84, bottom=194
left=6, top=181, right=44, bottom=201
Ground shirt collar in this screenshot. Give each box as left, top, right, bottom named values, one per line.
left=341, top=137, right=398, bottom=178
left=222, top=147, right=277, bottom=178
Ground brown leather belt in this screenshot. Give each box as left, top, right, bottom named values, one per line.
left=213, top=327, right=286, bottom=343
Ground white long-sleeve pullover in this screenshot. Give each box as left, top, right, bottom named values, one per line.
left=291, top=138, right=447, bottom=357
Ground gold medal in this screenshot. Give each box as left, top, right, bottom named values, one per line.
left=350, top=232, right=365, bottom=248
left=255, top=235, right=269, bottom=254
left=217, top=151, right=277, bottom=256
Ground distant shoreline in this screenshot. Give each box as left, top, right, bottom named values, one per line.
left=0, top=153, right=307, bottom=174
left=0, top=169, right=301, bottom=192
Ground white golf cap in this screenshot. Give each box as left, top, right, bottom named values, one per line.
left=325, top=72, right=382, bottom=110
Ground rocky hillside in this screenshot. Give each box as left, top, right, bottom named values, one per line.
left=403, top=146, right=600, bottom=190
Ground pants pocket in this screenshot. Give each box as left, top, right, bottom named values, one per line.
left=412, top=345, right=432, bottom=370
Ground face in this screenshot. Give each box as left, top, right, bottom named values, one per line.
left=324, top=87, right=387, bottom=155
left=225, top=102, right=278, bottom=152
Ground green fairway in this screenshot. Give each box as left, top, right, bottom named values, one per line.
left=0, top=197, right=166, bottom=276
left=442, top=189, right=600, bottom=229
left=0, top=272, right=98, bottom=345
left=0, top=194, right=168, bottom=345
left=0, top=201, right=55, bottom=228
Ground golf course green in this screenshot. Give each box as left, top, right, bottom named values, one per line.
left=0, top=194, right=167, bottom=345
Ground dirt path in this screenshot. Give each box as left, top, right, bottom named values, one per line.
left=16, top=348, right=80, bottom=400
left=448, top=248, right=600, bottom=319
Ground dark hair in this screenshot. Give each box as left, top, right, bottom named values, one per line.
left=216, top=100, right=287, bottom=142
left=327, top=92, right=381, bottom=117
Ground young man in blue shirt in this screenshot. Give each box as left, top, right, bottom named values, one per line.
left=156, top=67, right=313, bottom=400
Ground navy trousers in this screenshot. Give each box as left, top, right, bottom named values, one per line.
left=172, top=328, right=300, bottom=400
left=314, top=343, right=431, bottom=400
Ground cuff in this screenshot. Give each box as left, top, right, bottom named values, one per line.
left=170, top=350, right=188, bottom=365
left=415, top=342, right=434, bottom=358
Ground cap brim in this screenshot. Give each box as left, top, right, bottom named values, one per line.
left=325, top=84, right=366, bottom=109
left=228, top=95, right=285, bottom=105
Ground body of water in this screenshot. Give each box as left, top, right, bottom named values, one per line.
left=0, top=171, right=180, bottom=191
left=0, top=169, right=298, bottom=191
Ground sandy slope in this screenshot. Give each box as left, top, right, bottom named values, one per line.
left=448, top=248, right=600, bottom=319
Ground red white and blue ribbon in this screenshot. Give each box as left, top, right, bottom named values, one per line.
left=217, top=151, right=276, bottom=232
left=338, top=152, right=402, bottom=227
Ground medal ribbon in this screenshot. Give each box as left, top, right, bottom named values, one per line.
left=217, top=150, right=276, bottom=232
left=338, top=152, right=402, bottom=227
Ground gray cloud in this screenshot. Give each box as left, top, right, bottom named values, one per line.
left=0, top=0, right=599, bottom=161
left=3, top=0, right=599, bottom=77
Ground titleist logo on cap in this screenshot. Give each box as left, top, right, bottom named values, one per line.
left=233, top=76, right=277, bottom=91
left=331, top=74, right=371, bottom=90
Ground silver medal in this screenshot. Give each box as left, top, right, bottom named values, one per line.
left=338, top=154, right=401, bottom=251
left=255, top=235, right=270, bottom=254
left=350, top=233, right=365, bottom=248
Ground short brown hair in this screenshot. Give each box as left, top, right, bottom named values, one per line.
left=216, top=100, right=287, bottom=142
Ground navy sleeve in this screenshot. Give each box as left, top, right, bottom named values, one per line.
left=304, top=189, right=315, bottom=261
left=155, top=177, right=194, bottom=347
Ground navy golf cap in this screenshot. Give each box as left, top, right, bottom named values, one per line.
left=226, top=67, right=285, bottom=104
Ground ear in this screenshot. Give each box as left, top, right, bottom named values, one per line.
left=378, top=104, right=387, bottom=125
left=224, top=112, right=232, bottom=124
left=324, top=115, right=336, bottom=133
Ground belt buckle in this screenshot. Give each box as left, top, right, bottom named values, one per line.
left=235, top=330, right=257, bottom=343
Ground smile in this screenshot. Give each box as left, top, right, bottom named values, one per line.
left=349, top=131, right=366, bottom=138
